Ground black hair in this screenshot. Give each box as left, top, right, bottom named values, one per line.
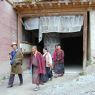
left=43, top=47, right=48, bottom=51
left=57, top=44, right=61, bottom=47
left=55, top=45, right=58, bottom=48
left=32, top=45, right=37, bottom=49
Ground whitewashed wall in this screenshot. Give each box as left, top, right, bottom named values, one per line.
left=90, top=11, right=95, bottom=59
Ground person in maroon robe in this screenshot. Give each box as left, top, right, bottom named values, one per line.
left=29, top=46, right=46, bottom=91
left=52, top=45, right=58, bottom=65
left=53, top=44, right=65, bottom=78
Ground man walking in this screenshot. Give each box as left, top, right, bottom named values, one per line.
left=8, top=42, right=23, bottom=88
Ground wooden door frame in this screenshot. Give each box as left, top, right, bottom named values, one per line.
left=17, top=11, right=88, bottom=71
left=83, top=12, right=88, bottom=71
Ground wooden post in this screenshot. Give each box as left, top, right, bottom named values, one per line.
left=83, top=12, right=88, bottom=71
left=17, top=14, right=22, bottom=48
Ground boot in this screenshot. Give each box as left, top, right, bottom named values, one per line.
left=7, top=74, right=15, bottom=88
left=18, top=74, right=23, bottom=86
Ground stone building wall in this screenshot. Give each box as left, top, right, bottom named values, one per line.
left=90, top=11, right=95, bottom=61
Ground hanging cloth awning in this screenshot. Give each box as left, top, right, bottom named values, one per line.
left=24, top=15, right=84, bottom=42
left=24, top=18, right=39, bottom=30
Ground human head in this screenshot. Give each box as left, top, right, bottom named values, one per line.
left=32, top=46, right=37, bottom=54
left=55, top=45, right=58, bottom=49
left=57, top=44, right=61, bottom=50
left=43, top=47, right=48, bottom=54
left=11, top=42, right=17, bottom=50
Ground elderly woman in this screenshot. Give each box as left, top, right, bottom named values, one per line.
left=43, top=48, right=53, bottom=81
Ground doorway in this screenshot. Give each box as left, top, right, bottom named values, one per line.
left=43, top=32, right=83, bottom=73
left=60, top=32, right=83, bottom=73
left=22, top=29, right=83, bottom=73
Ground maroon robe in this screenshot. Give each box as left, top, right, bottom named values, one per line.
left=29, top=51, right=46, bottom=85
left=53, top=49, right=65, bottom=74
left=36, top=52, right=46, bottom=74
left=53, top=49, right=57, bottom=62
left=54, top=49, right=64, bottom=65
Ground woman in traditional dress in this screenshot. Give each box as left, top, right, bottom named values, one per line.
left=52, top=45, right=58, bottom=63
left=53, top=44, right=64, bottom=77
left=43, top=48, right=53, bottom=81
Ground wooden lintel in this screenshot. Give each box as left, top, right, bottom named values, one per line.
left=19, top=4, right=22, bottom=8
left=64, top=1, right=69, bottom=5
left=33, top=4, right=38, bottom=8
left=26, top=4, right=29, bottom=8
left=80, top=1, right=84, bottom=5
left=72, top=2, right=75, bottom=5
left=57, top=2, right=61, bottom=7
left=40, top=3, right=44, bottom=7
left=48, top=2, right=52, bottom=7
left=16, top=7, right=87, bottom=15
left=89, top=1, right=92, bottom=5
left=13, top=1, right=95, bottom=16
left=20, top=11, right=86, bottom=18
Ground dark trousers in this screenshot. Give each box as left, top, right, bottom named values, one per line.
left=46, top=67, right=53, bottom=79
left=8, top=74, right=23, bottom=86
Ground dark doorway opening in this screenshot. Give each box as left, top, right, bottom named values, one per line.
left=60, top=32, right=83, bottom=72
left=22, top=29, right=44, bottom=54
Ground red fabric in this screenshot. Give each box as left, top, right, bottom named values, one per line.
left=28, top=56, right=32, bottom=69
left=29, top=52, right=46, bottom=74
left=54, top=49, right=64, bottom=66
left=56, top=49, right=64, bottom=62
left=36, top=52, right=46, bottom=74
left=53, top=49, right=57, bottom=62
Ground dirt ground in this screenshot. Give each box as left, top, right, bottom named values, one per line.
left=0, top=70, right=95, bottom=95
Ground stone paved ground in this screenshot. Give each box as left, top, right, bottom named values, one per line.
left=0, top=70, right=95, bottom=95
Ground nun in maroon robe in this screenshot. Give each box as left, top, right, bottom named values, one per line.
left=29, top=46, right=46, bottom=91
left=53, top=45, right=65, bottom=77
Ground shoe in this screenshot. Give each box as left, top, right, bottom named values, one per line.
left=54, top=74, right=58, bottom=78
left=33, top=86, right=40, bottom=91
left=19, top=82, right=23, bottom=86
left=58, top=74, right=63, bottom=77
left=7, top=85, right=13, bottom=88
left=49, top=78, right=52, bottom=81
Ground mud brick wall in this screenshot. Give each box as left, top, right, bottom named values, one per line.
left=0, top=0, right=17, bottom=62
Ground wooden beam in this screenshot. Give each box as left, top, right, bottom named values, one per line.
left=17, top=14, right=22, bottom=47
left=72, top=2, right=75, bottom=5
left=16, top=7, right=88, bottom=16
left=14, top=2, right=95, bottom=10
left=20, top=11, right=86, bottom=18
left=48, top=2, right=53, bottom=7
left=13, top=1, right=95, bottom=16
left=19, top=4, right=22, bottom=8
left=40, top=3, right=44, bottom=7
left=57, top=2, right=61, bottom=7
left=89, top=1, right=92, bottom=5
left=33, top=4, right=38, bottom=8
left=26, top=4, right=30, bottom=8
left=83, top=12, right=88, bottom=71
left=64, top=1, right=69, bottom=5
